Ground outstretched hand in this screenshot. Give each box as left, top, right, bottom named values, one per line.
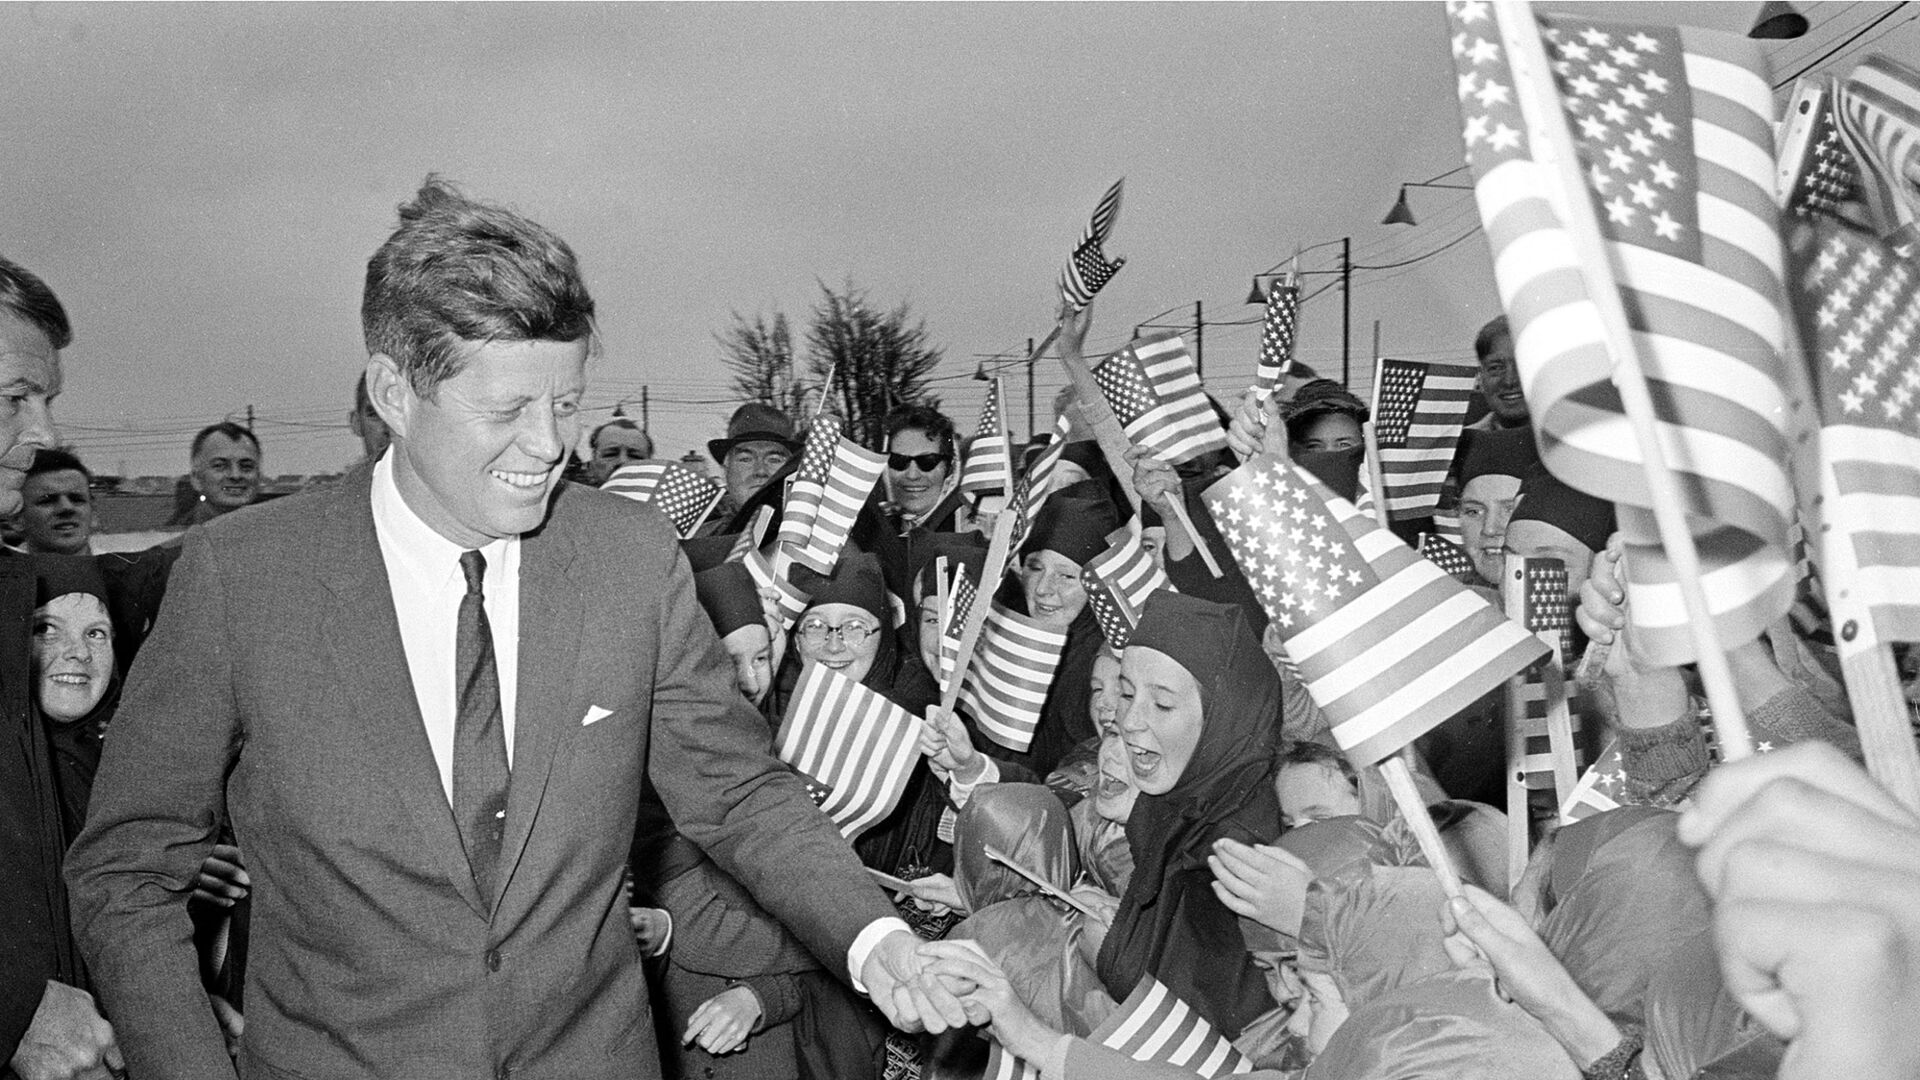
left=1678, top=742, right=1920, bottom=1080
left=1207, top=837, right=1311, bottom=936
left=917, top=940, right=1059, bottom=1062
left=918, top=705, right=979, bottom=776
left=1441, top=884, right=1622, bottom=1066
left=860, top=929, right=971, bottom=1035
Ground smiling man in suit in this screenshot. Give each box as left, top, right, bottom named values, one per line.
left=65, top=178, right=963, bottom=1080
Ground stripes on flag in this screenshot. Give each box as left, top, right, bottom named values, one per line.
left=1369, top=357, right=1478, bottom=522
left=1203, top=457, right=1548, bottom=768
left=984, top=975, right=1253, bottom=1078
left=937, top=568, right=980, bottom=691
left=1507, top=557, right=1584, bottom=793
left=743, top=547, right=810, bottom=632
left=1449, top=5, right=1797, bottom=664
left=957, top=601, right=1068, bottom=753
left=776, top=415, right=887, bottom=576
left=1835, top=55, right=1920, bottom=250
left=601, top=461, right=725, bottom=538
left=959, top=378, right=1014, bottom=497
left=1018, top=412, right=1074, bottom=535
left=1084, top=526, right=1172, bottom=647
left=1419, top=532, right=1480, bottom=585
left=1060, top=179, right=1127, bottom=313
left=1251, top=277, right=1299, bottom=403
left=1093, top=977, right=1254, bottom=1075
left=1787, top=217, right=1920, bottom=651
left=775, top=664, right=923, bottom=841
left=1092, top=333, right=1229, bottom=466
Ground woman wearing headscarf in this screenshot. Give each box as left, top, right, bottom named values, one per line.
left=1097, top=591, right=1282, bottom=1039
left=1269, top=741, right=1507, bottom=894
left=1299, top=867, right=1578, bottom=1080
left=946, top=784, right=1117, bottom=1037
left=30, top=556, right=123, bottom=846
left=986, top=494, right=1120, bottom=777
left=782, top=551, right=954, bottom=893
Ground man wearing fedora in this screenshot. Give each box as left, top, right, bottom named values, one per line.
left=700, top=403, right=800, bottom=536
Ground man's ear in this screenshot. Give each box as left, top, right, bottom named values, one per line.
left=365, top=355, right=415, bottom=442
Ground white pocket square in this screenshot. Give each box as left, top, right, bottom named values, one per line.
left=581, top=705, right=614, bottom=727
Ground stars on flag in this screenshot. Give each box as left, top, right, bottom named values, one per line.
left=1798, top=227, right=1920, bottom=429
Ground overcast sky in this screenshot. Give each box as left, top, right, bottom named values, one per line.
left=4, top=1, right=1911, bottom=475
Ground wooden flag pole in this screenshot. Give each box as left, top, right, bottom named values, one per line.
left=938, top=500, right=1021, bottom=719
left=1767, top=202, right=1920, bottom=810
left=985, top=845, right=1098, bottom=918
left=1381, top=748, right=1465, bottom=899
left=1362, top=422, right=1391, bottom=531
left=1495, top=0, right=1754, bottom=759
left=1363, top=420, right=1466, bottom=897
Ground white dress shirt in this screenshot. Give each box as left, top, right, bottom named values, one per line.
left=368, top=452, right=907, bottom=985
left=369, top=452, right=521, bottom=804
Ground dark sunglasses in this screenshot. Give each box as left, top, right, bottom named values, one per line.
left=887, top=452, right=947, bottom=472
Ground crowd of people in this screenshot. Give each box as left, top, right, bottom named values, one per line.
left=3, top=171, right=1919, bottom=1080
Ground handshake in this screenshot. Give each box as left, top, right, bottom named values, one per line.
left=861, top=932, right=1065, bottom=1063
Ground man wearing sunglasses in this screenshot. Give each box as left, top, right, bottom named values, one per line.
left=851, top=404, right=969, bottom=617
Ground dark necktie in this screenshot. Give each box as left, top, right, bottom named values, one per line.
left=455, top=549, right=511, bottom=898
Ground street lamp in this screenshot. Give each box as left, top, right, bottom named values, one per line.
left=1382, top=178, right=1475, bottom=226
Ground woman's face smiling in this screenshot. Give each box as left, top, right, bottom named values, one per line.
left=1020, top=548, right=1087, bottom=630
left=795, top=601, right=880, bottom=684
left=1116, top=645, right=1205, bottom=796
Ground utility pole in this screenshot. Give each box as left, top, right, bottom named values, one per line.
left=1026, top=337, right=1037, bottom=442
left=1341, top=237, right=1353, bottom=388
left=641, top=386, right=650, bottom=432
left=246, top=404, right=255, bottom=433
left=1194, top=300, right=1204, bottom=378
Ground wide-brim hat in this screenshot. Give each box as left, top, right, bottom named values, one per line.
left=708, top=402, right=801, bottom=463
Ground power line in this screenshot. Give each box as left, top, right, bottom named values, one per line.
left=1774, top=1, right=1909, bottom=87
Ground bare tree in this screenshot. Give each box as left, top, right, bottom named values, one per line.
left=716, top=311, right=812, bottom=420
left=804, top=282, right=941, bottom=447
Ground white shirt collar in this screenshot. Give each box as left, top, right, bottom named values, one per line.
left=370, top=449, right=511, bottom=586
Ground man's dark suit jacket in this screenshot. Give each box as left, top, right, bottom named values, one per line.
left=65, top=466, right=896, bottom=1080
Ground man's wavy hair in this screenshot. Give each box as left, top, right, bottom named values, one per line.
left=361, top=176, right=597, bottom=398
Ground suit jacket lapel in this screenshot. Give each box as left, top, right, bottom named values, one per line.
left=493, top=515, right=582, bottom=916
left=315, top=470, right=489, bottom=919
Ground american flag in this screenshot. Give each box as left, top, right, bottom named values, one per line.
left=776, top=415, right=887, bottom=576
left=1203, top=457, right=1549, bottom=768
left=1779, top=82, right=1860, bottom=222
left=1060, top=179, right=1127, bottom=313
left=1505, top=557, right=1584, bottom=795
left=1369, top=357, right=1478, bottom=522
left=1558, top=739, right=1625, bottom=824
left=958, top=378, right=1014, bottom=497
left=936, top=566, right=980, bottom=691
left=601, top=461, right=724, bottom=539
left=743, top=546, right=810, bottom=632
left=775, top=664, right=923, bottom=841
left=1449, top=4, right=1797, bottom=665
left=986, top=975, right=1253, bottom=1079
left=1084, top=526, right=1172, bottom=647
left=1250, top=276, right=1299, bottom=403
left=1834, top=55, right=1920, bottom=250
left=1092, top=333, right=1228, bottom=466
left=1787, top=218, right=1920, bottom=650
left=957, top=600, right=1069, bottom=753
left=1017, top=413, right=1074, bottom=536
left=1419, top=532, right=1480, bottom=584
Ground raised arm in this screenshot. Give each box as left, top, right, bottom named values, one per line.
left=64, top=529, right=242, bottom=1080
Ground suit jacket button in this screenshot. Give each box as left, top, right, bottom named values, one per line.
left=485, top=949, right=502, bottom=972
